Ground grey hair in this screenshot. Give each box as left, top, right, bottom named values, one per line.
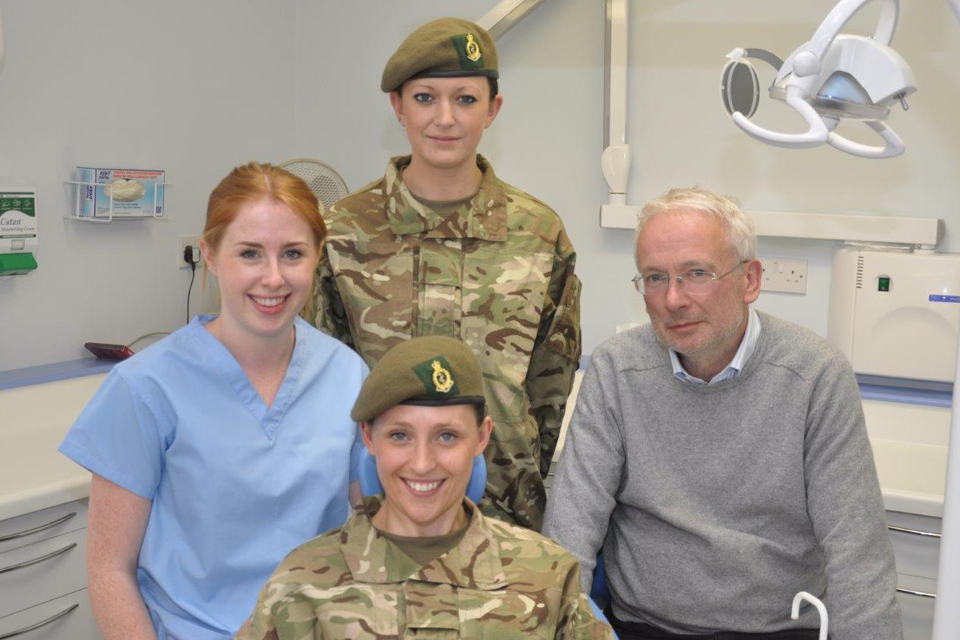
left=634, top=186, right=757, bottom=270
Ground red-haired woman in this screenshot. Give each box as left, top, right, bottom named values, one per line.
left=59, top=163, right=367, bottom=640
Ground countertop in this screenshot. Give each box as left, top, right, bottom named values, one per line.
left=0, top=373, right=106, bottom=522
left=0, top=371, right=952, bottom=523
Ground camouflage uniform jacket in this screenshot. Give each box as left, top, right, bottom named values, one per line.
left=307, top=155, right=582, bottom=531
left=235, top=497, right=613, bottom=640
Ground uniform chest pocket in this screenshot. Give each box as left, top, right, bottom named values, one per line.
left=460, top=247, right=553, bottom=421
left=312, top=583, right=401, bottom=639
left=417, top=240, right=463, bottom=338
left=327, top=240, right=415, bottom=362
left=456, top=588, right=552, bottom=640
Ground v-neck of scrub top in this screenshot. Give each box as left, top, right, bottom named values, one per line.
left=192, top=315, right=306, bottom=440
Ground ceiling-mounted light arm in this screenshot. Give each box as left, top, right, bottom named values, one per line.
left=476, top=0, right=548, bottom=40
left=601, top=0, right=632, bottom=209
left=827, top=119, right=905, bottom=157
left=732, top=84, right=832, bottom=148
left=794, top=0, right=899, bottom=77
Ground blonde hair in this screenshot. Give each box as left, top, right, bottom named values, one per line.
left=635, top=186, right=756, bottom=268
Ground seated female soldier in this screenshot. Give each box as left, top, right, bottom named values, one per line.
left=235, top=336, right=613, bottom=640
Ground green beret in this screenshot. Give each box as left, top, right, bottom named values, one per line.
left=351, top=336, right=486, bottom=422
left=381, top=17, right=499, bottom=93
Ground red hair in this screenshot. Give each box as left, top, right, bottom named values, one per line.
left=204, top=162, right=326, bottom=252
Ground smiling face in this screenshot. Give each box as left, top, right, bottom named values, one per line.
left=389, top=76, right=502, bottom=174
left=636, top=209, right=760, bottom=379
left=200, top=198, right=318, bottom=345
left=362, top=403, right=492, bottom=537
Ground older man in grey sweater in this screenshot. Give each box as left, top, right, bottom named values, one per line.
left=543, top=187, right=901, bottom=640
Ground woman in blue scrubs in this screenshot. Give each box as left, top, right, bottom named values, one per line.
left=59, top=162, right=367, bottom=640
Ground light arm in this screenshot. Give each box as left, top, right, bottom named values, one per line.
left=827, top=120, right=905, bottom=158
left=731, top=85, right=830, bottom=148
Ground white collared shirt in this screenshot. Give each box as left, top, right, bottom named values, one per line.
left=669, top=308, right=762, bottom=385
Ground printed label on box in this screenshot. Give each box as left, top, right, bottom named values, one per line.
left=76, top=167, right=166, bottom=218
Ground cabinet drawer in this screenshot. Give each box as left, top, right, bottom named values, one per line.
left=896, top=574, right=936, bottom=640
left=887, top=511, right=941, bottom=581
left=0, top=588, right=102, bottom=640
left=0, top=530, right=86, bottom=619
left=0, top=501, right=88, bottom=556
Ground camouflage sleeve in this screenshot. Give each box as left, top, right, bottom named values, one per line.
left=555, top=560, right=616, bottom=640
left=303, top=242, right=355, bottom=348
left=526, top=228, right=582, bottom=477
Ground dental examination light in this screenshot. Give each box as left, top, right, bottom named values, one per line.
left=722, top=0, right=916, bottom=158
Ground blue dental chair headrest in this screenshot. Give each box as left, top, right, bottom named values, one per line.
left=358, top=449, right=487, bottom=504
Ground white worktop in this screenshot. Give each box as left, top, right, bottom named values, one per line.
left=0, top=374, right=105, bottom=522
left=0, top=370, right=952, bottom=523
left=864, top=399, right=951, bottom=518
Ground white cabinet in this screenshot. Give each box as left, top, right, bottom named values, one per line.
left=888, top=510, right=941, bottom=640
left=0, top=499, right=102, bottom=640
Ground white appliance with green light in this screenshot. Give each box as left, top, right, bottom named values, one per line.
left=828, top=246, right=960, bottom=383
left=0, top=185, right=39, bottom=277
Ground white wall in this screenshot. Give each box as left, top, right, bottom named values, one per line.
left=3, top=0, right=958, bottom=370
left=0, top=0, right=297, bottom=370
left=293, top=0, right=960, bottom=357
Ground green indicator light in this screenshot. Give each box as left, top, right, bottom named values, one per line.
left=878, top=277, right=890, bottom=292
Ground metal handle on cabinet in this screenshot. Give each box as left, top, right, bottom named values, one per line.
left=896, top=587, right=936, bottom=599
left=0, top=512, right=77, bottom=543
left=0, top=603, right=79, bottom=639
left=887, top=524, right=941, bottom=539
left=0, top=542, right=77, bottom=575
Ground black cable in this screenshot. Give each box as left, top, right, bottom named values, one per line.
left=186, top=261, right=196, bottom=325
left=184, top=245, right=199, bottom=325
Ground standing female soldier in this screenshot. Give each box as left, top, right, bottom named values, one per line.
left=308, top=17, right=581, bottom=531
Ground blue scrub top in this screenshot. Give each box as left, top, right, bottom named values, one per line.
left=60, top=316, right=367, bottom=640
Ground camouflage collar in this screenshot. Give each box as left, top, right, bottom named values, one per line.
left=384, top=155, right=508, bottom=242
left=340, top=496, right=508, bottom=590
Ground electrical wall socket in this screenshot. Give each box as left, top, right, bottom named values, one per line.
left=177, top=235, right=201, bottom=269
left=761, top=257, right=807, bottom=294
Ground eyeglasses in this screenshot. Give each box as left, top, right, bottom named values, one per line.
left=632, top=260, right=749, bottom=296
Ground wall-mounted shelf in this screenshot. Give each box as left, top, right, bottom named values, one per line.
left=600, top=206, right=944, bottom=249
left=64, top=180, right=169, bottom=223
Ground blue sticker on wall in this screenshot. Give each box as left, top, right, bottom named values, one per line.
left=929, top=295, right=960, bottom=303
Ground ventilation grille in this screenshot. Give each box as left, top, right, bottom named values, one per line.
left=855, top=254, right=864, bottom=289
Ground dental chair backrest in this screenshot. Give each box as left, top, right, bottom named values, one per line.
left=358, top=449, right=487, bottom=503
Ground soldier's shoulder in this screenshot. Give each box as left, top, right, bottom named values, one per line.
left=499, top=179, right=560, bottom=218
left=486, top=517, right=580, bottom=571
left=325, top=178, right=389, bottom=226
left=268, top=527, right=351, bottom=588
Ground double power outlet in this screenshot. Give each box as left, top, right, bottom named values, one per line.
left=760, top=257, right=807, bottom=294
left=177, top=235, right=202, bottom=269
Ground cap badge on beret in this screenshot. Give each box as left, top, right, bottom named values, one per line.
left=413, top=356, right=458, bottom=396
left=465, top=34, right=482, bottom=62
left=452, top=33, right=485, bottom=70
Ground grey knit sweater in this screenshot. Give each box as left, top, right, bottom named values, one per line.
left=543, top=312, right=901, bottom=640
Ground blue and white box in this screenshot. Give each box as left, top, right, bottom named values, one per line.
left=76, top=167, right=166, bottom=218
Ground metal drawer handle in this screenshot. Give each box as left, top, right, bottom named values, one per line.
left=896, top=587, right=936, bottom=599
left=0, top=542, right=77, bottom=575
left=888, top=524, right=941, bottom=539
left=0, top=512, right=77, bottom=543
left=0, top=603, right=79, bottom=639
